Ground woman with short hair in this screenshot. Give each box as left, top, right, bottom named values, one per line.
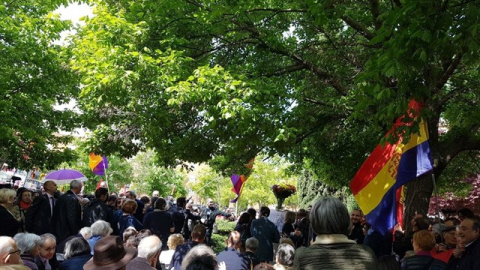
left=13, top=233, right=42, bottom=270
left=87, top=220, right=113, bottom=254
left=0, top=188, right=21, bottom=237
left=117, top=199, right=143, bottom=238
left=401, top=230, right=446, bottom=270
left=293, top=197, right=378, bottom=270
left=159, top=233, right=185, bottom=270
left=274, top=243, right=295, bottom=270
left=59, top=237, right=93, bottom=270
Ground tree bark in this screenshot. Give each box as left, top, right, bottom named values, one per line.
left=403, top=173, right=434, bottom=232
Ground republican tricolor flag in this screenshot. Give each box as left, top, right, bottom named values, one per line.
left=89, top=153, right=108, bottom=176
left=230, top=159, right=255, bottom=203
left=350, top=100, right=433, bottom=235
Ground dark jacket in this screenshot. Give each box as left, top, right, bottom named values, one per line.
left=82, top=199, right=114, bottom=228
left=348, top=222, right=365, bottom=244
left=293, top=236, right=378, bottom=270
left=217, top=247, right=250, bottom=270
left=244, top=251, right=262, bottom=268
left=59, top=254, right=92, bottom=270
left=447, top=237, right=480, bottom=270
left=250, top=216, right=280, bottom=262
left=143, top=210, right=174, bottom=247
left=0, top=204, right=20, bottom=237
left=169, top=241, right=201, bottom=270
left=52, top=190, right=82, bottom=243
left=401, top=253, right=446, bottom=270
left=25, top=194, right=53, bottom=235
left=126, top=256, right=156, bottom=270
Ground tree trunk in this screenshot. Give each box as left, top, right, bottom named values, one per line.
left=403, top=173, right=434, bottom=232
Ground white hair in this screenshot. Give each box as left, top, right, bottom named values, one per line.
left=91, top=220, right=113, bottom=237
left=137, top=235, right=162, bottom=260
left=79, top=227, right=92, bottom=240
left=70, top=180, right=82, bottom=189
left=0, top=236, right=15, bottom=254
left=13, top=233, right=41, bottom=255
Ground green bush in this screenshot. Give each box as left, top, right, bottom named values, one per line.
left=215, top=219, right=236, bottom=234
left=211, top=234, right=227, bottom=254
left=211, top=219, right=236, bottom=253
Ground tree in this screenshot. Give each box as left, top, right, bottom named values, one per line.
left=71, top=0, right=480, bottom=222
left=0, top=0, right=80, bottom=170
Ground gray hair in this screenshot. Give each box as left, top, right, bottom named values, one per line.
left=137, top=235, right=162, bottom=260
left=91, top=220, right=113, bottom=237
left=0, top=236, right=16, bottom=254
left=13, top=233, right=41, bottom=255
left=276, top=243, right=295, bottom=267
left=64, top=237, right=91, bottom=259
left=182, top=244, right=217, bottom=270
left=310, top=197, right=351, bottom=236
left=70, top=180, right=82, bottom=189
left=245, top=237, right=259, bottom=251
left=40, top=233, right=56, bottom=246
left=0, top=188, right=16, bottom=204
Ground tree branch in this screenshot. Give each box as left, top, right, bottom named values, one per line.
left=369, top=0, right=382, bottom=30
left=341, top=15, right=375, bottom=40
left=435, top=52, right=463, bottom=90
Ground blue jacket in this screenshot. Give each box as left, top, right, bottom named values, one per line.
left=59, top=254, right=92, bottom=270
left=217, top=247, right=250, bottom=270
left=250, top=216, right=280, bottom=262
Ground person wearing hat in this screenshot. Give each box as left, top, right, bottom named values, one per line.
left=84, top=235, right=136, bottom=270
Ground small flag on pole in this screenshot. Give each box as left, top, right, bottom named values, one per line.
left=89, top=153, right=108, bottom=176
left=230, top=159, right=255, bottom=203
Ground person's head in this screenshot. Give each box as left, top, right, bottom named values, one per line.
left=135, top=229, right=153, bottom=246
left=84, top=236, right=135, bottom=270
left=284, top=211, right=296, bottom=224
left=206, top=199, right=214, bottom=209
left=122, top=227, right=138, bottom=246
left=247, top=208, right=257, bottom=220
left=167, top=234, right=184, bottom=250
left=297, top=209, right=307, bottom=219
left=13, top=233, right=41, bottom=257
left=444, top=217, right=460, bottom=228
left=245, top=237, right=258, bottom=252
left=310, top=197, right=350, bottom=236
left=350, top=209, right=363, bottom=225
left=413, top=217, right=431, bottom=232
left=226, top=231, right=242, bottom=250
left=182, top=245, right=217, bottom=270
left=457, top=217, right=480, bottom=245
left=70, top=180, right=83, bottom=195
left=275, top=243, right=294, bottom=267
left=140, top=196, right=150, bottom=206
left=412, top=230, right=436, bottom=252
left=16, top=188, right=32, bottom=205
left=254, top=263, right=275, bottom=270
left=0, top=189, right=16, bottom=205
left=238, top=213, right=251, bottom=225
left=107, top=195, right=117, bottom=206
left=43, top=181, right=57, bottom=196
left=410, top=212, right=425, bottom=229
left=152, top=191, right=159, bottom=198
left=154, top=198, right=167, bottom=211
left=91, top=220, right=113, bottom=237
left=260, top=206, right=270, bottom=218
left=64, top=237, right=91, bottom=260
left=457, top=208, right=475, bottom=221
left=279, top=237, right=295, bottom=248
left=125, top=191, right=136, bottom=200
left=137, top=235, right=162, bottom=266
left=0, top=236, right=22, bottom=265
left=94, top=188, right=109, bottom=202
left=177, top=197, right=186, bottom=208
left=122, top=199, right=138, bottom=215
left=191, top=224, right=206, bottom=243
left=39, top=234, right=56, bottom=260
left=442, top=225, right=457, bottom=247
left=79, top=227, right=92, bottom=240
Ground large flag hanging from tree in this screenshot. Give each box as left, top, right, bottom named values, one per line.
left=230, top=159, right=255, bottom=203
left=89, top=153, right=108, bottom=176
left=350, top=100, right=433, bottom=235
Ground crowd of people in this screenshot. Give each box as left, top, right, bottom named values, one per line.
left=0, top=180, right=479, bottom=270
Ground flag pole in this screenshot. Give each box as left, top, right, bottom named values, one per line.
left=103, top=157, right=109, bottom=194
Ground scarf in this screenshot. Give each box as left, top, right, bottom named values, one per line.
left=19, top=200, right=31, bottom=210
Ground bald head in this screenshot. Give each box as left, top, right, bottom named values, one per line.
left=0, top=236, right=22, bottom=265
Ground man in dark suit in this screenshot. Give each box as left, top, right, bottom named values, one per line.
left=25, top=180, right=58, bottom=235
left=217, top=231, right=250, bottom=270
left=250, top=206, right=280, bottom=263
left=126, top=235, right=161, bottom=270
left=52, top=180, right=83, bottom=243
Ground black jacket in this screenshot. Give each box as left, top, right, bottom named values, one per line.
left=52, top=190, right=82, bottom=243
left=82, top=199, right=114, bottom=228
left=25, top=194, right=53, bottom=235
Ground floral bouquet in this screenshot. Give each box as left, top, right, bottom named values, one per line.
left=272, top=184, right=296, bottom=210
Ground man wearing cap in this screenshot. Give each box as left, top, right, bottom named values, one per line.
left=25, top=180, right=58, bottom=235
left=84, top=235, right=136, bottom=270
left=126, top=235, right=162, bottom=270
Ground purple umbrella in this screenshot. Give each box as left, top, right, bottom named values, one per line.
left=44, top=169, right=88, bottom=183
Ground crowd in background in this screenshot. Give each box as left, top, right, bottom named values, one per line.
left=0, top=180, right=479, bottom=270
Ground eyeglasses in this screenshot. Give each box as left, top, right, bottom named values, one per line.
left=8, top=249, right=21, bottom=255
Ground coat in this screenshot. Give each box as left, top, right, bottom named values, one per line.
left=217, top=247, right=250, bottom=270
left=58, top=254, right=92, bottom=270
left=82, top=199, right=114, bottom=228
left=250, top=216, right=280, bottom=262
left=52, top=190, right=82, bottom=243
left=126, top=256, right=156, bottom=270
left=0, top=204, right=20, bottom=237
left=293, top=234, right=378, bottom=270
left=25, top=194, right=53, bottom=235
